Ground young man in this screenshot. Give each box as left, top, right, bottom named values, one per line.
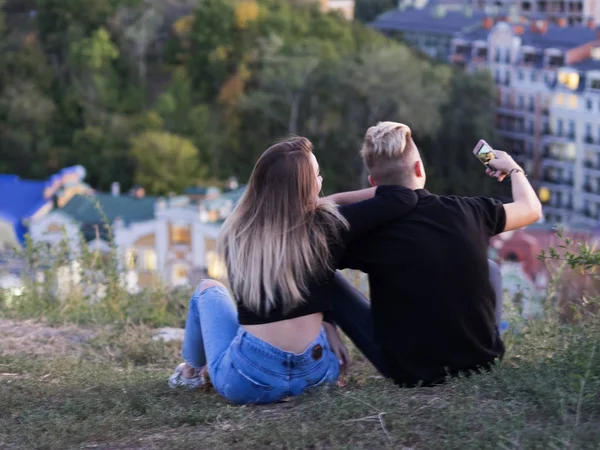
left=327, top=122, right=541, bottom=387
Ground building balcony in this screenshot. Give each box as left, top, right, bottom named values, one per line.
left=583, top=161, right=600, bottom=175
left=581, top=208, right=599, bottom=220
left=496, top=105, right=527, bottom=117
left=582, top=186, right=600, bottom=204
left=497, top=127, right=529, bottom=139
left=543, top=132, right=574, bottom=144
left=584, top=136, right=600, bottom=151
left=541, top=156, right=574, bottom=170
left=573, top=214, right=599, bottom=227
left=541, top=175, right=575, bottom=188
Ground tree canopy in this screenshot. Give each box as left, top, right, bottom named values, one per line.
left=0, top=0, right=505, bottom=197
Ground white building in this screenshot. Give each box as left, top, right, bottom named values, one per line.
left=451, top=19, right=600, bottom=226
left=29, top=187, right=243, bottom=290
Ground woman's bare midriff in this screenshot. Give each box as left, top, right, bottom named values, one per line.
left=242, top=312, right=324, bottom=355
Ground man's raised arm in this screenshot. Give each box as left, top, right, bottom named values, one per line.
left=487, top=151, right=542, bottom=232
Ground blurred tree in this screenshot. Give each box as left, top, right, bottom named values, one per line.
left=422, top=69, right=506, bottom=197
left=243, top=36, right=323, bottom=135
left=0, top=0, right=499, bottom=198
left=187, top=0, right=238, bottom=102
left=130, top=131, right=206, bottom=195
left=328, top=45, right=451, bottom=187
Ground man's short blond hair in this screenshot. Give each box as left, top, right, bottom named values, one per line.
left=360, top=122, right=416, bottom=185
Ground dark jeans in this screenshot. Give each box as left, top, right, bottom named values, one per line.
left=328, top=260, right=503, bottom=377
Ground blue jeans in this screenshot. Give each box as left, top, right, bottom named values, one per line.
left=181, top=282, right=340, bottom=405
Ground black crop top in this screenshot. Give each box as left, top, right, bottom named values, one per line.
left=236, top=186, right=418, bottom=325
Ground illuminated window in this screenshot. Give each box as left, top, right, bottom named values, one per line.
left=125, top=248, right=136, bottom=270
left=539, top=187, right=551, bottom=203
left=558, top=71, right=579, bottom=90
left=143, top=250, right=157, bottom=271
left=205, top=238, right=227, bottom=279
left=556, top=93, right=564, bottom=106
left=172, top=264, right=189, bottom=286
left=568, top=95, right=578, bottom=109
left=171, top=224, right=191, bottom=245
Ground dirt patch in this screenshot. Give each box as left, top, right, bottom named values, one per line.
left=0, top=318, right=96, bottom=358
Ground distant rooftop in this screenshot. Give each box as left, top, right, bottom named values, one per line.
left=201, top=186, right=246, bottom=211
left=520, top=25, right=599, bottom=50
left=61, top=193, right=157, bottom=226
left=372, top=7, right=485, bottom=35
left=457, top=22, right=599, bottom=49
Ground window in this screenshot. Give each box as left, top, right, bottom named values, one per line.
left=568, top=95, right=578, bottom=109
left=558, top=71, right=580, bottom=90
left=530, top=71, right=536, bottom=82
left=566, top=143, right=576, bottom=159
left=586, top=123, right=592, bottom=138
left=143, top=250, right=157, bottom=272
left=591, top=78, right=600, bottom=90
left=556, top=93, right=565, bottom=106
left=205, top=238, right=227, bottom=279
left=172, top=264, right=189, bottom=287
left=527, top=120, right=534, bottom=133
left=518, top=70, right=524, bottom=81
left=125, top=248, right=136, bottom=270
left=557, top=119, right=563, bottom=135
left=505, top=48, right=511, bottom=63
left=568, top=120, right=576, bottom=138
left=555, top=191, right=563, bottom=207
left=518, top=95, right=524, bottom=108
left=587, top=99, right=593, bottom=110
left=529, top=95, right=535, bottom=111
left=171, top=224, right=191, bottom=245
left=548, top=55, right=564, bottom=67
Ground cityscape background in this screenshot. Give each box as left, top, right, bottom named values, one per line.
left=1, top=0, right=599, bottom=308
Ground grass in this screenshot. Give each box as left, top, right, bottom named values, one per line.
left=2, top=233, right=600, bottom=448
left=1, top=318, right=599, bottom=450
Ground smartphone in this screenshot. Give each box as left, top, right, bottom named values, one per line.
left=472, top=139, right=497, bottom=167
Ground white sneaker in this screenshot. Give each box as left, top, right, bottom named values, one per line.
left=168, top=363, right=206, bottom=390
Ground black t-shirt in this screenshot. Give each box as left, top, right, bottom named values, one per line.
left=236, top=186, right=419, bottom=325
left=341, top=189, right=507, bottom=386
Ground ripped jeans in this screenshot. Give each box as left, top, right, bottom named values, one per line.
left=181, top=282, right=339, bottom=405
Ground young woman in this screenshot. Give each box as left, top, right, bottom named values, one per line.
left=169, top=136, right=417, bottom=404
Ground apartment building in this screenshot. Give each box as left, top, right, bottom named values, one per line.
left=547, top=60, right=600, bottom=225
left=450, top=20, right=600, bottom=226
left=516, top=0, right=600, bottom=24
left=373, top=0, right=599, bottom=62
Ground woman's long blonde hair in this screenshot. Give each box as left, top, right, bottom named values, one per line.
left=218, top=137, right=348, bottom=314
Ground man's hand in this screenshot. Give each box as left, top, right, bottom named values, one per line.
left=486, top=150, right=522, bottom=182
left=485, top=150, right=542, bottom=231
left=323, top=321, right=350, bottom=377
